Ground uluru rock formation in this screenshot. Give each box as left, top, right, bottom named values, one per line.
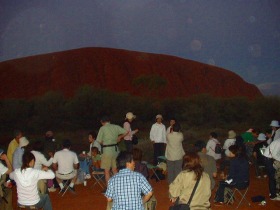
left=0, top=47, right=262, bottom=99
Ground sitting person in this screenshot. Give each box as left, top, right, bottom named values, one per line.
left=10, top=152, right=54, bottom=210
left=79, top=132, right=101, bottom=179
left=53, top=139, right=79, bottom=192
left=132, top=148, right=149, bottom=180
left=214, top=145, right=249, bottom=204
left=252, top=133, right=268, bottom=178
left=0, top=149, right=13, bottom=210
left=169, top=152, right=211, bottom=210
left=194, top=140, right=217, bottom=190
left=12, top=137, right=29, bottom=170
left=91, top=146, right=102, bottom=171
left=31, top=141, right=55, bottom=193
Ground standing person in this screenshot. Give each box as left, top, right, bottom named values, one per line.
left=194, top=140, right=217, bottom=190
left=241, top=128, right=259, bottom=163
left=0, top=149, right=13, bottom=210
left=10, top=152, right=54, bottom=210
left=31, top=141, right=55, bottom=193
left=123, top=112, right=139, bottom=152
left=52, top=139, right=79, bottom=192
left=165, top=123, right=185, bottom=184
left=166, top=117, right=176, bottom=134
left=206, top=132, right=221, bottom=161
left=214, top=145, right=249, bottom=204
left=105, top=151, right=153, bottom=210
left=253, top=133, right=268, bottom=178
left=263, top=138, right=280, bottom=200
left=7, top=129, right=23, bottom=164
left=270, top=120, right=280, bottom=143
left=12, top=137, right=29, bottom=170
left=96, top=116, right=128, bottom=186
left=150, top=114, right=166, bottom=165
left=169, top=152, right=211, bottom=210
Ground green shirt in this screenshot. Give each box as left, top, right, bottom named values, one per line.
left=96, top=123, right=127, bottom=154
left=241, top=132, right=254, bottom=143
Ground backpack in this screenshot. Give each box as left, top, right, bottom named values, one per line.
left=214, top=143, right=222, bottom=154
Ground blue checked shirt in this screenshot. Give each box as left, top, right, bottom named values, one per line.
left=105, top=168, right=152, bottom=210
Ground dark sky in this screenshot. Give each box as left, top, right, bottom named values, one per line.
left=1, top=0, right=280, bottom=95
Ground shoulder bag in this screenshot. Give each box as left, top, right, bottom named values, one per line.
left=169, top=177, right=201, bottom=210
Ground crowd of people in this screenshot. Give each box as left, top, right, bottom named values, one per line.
left=0, top=113, right=280, bottom=210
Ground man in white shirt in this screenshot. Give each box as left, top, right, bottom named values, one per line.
left=263, top=138, right=280, bottom=200
left=150, top=114, right=166, bottom=165
left=53, top=139, right=79, bottom=192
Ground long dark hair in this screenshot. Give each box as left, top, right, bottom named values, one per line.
left=182, top=152, right=203, bottom=180
left=21, top=152, right=35, bottom=171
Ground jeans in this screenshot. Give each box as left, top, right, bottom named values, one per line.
left=35, top=194, right=53, bottom=210
left=264, top=157, right=276, bottom=197
left=124, top=140, right=133, bottom=152
left=79, top=159, right=91, bottom=174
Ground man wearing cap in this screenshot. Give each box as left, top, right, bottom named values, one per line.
left=7, top=129, right=23, bottom=164
left=0, top=150, right=13, bottom=210
left=96, top=116, right=128, bottom=186
left=150, top=114, right=166, bottom=165
left=123, top=112, right=139, bottom=152
left=12, top=137, right=29, bottom=170
left=269, top=120, right=280, bottom=144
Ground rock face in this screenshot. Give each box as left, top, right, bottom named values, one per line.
left=0, top=47, right=262, bottom=99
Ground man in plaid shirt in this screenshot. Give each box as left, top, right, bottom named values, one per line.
left=105, top=151, right=153, bottom=210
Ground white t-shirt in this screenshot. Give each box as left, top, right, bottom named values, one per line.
left=10, top=168, right=54, bottom=206
left=53, top=149, right=79, bottom=174
left=150, top=123, right=167, bottom=143
left=223, top=138, right=236, bottom=157
left=263, top=138, right=280, bottom=161
left=31, top=150, right=53, bottom=170
left=206, top=138, right=221, bottom=160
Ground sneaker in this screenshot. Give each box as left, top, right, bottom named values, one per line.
left=85, top=174, right=91, bottom=179
left=59, top=188, right=65, bottom=194
left=48, top=187, right=57, bottom=192
left=69, top=186, right=75, bottom=192
left=263, top=175, right=267, bottom=178
left=270, top=196, right=280, bottom=201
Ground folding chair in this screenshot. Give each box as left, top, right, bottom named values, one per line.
left=226, top=183, right=251, bottom=208
left=58, top=179, right=71, bottom=196
left=91, top=170, right=106, bottom=189
left=146, top=164, right=161, bottom=181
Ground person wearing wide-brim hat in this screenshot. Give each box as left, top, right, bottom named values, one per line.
left=270, top=120, right=280, bottom=143
left=123, top=112, right=139, bottom=152
left=223, top=130, right=236, bottom=157
left=150, top=114, right=166, bottom=165
left=252, top=133, right=268, bottom=178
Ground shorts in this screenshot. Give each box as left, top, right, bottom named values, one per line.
left=56, top=170, right=77, bottom=180
left=101, top=152, right=118, bottom=170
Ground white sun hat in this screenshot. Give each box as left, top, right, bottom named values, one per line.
left=270, top=120, right=279, bottom=127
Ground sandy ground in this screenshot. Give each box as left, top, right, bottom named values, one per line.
left=10, top=166, right=280, bottom=210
